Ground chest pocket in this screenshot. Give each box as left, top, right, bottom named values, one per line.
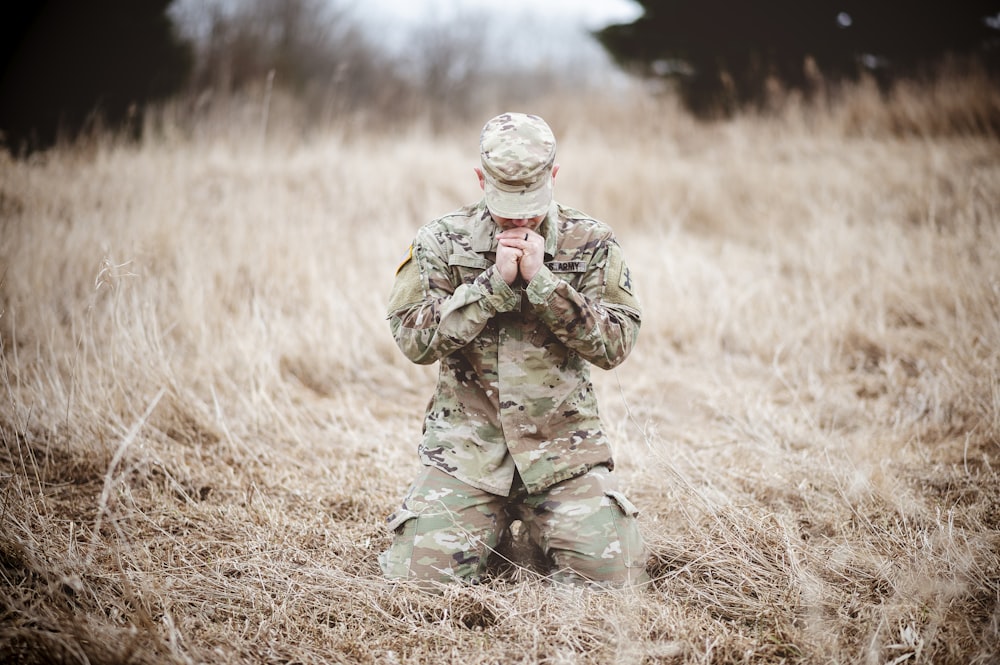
left=449, top=253, right=491, bottom=285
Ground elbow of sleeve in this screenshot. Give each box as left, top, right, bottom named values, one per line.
left=411, top=352, right=439, bottom=366
left=396, top=340, right=438, bottom=365
left=595, top=349, right=629, bottom=370
left=391, top=328, right=437, bottom=365
left=592, top=357, right=617, bottom=371
left=598, top=328, right=640, bottom=370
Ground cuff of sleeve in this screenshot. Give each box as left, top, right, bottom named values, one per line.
left=525, top=265, right=559, bottom=306
left=478, top=266, right=521, bottom=313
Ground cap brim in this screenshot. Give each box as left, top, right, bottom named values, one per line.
left=483, top=176, right=553, bottom=219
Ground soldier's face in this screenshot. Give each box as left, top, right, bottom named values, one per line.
left=491, top=213, right=546, bottom=231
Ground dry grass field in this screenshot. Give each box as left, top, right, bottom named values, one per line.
left=2, top=82, right=999, bottom=664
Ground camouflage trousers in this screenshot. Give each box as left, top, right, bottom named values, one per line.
left=379, top=464, right=648, bottom=588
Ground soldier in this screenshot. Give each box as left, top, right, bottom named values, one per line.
left=380, top=112, right=647, bottom=588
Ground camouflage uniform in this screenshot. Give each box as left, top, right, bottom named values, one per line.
left=380, top=113, right=646, bottom=588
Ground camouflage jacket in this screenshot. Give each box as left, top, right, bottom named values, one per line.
left=386, top=200, right=641, bottom=496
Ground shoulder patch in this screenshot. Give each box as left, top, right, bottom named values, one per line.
left=619, top=264, right=634, bottom=295
left=603, top=243, right=640, bottom=311
left=387, top=252, right=424, bottom=314
left=395, top=244, right=413, bottom=275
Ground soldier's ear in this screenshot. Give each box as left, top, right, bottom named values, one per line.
left=551, top=164, right=560, bottom=182
left=474, top=167, right=486, bottom=190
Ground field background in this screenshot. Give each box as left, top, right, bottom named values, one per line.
left=2, top=82, right=999, bottom=664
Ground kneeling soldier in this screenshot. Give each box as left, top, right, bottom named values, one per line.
left=380, top=112, right=647, bottom=588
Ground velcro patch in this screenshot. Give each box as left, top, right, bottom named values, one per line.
left=387, top=256, right=424, bottom=313
left=603, top=243, right=640, bottom=310
left=619, top=265, right=634, bottom=295
left=395, top=244, right=413, bottom=275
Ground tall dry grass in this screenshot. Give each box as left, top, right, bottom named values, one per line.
left=1, top=81, right=999, bottom=664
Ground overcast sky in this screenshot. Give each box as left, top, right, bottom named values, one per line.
left=345, top=0, right=642, bottom=78
left=169, top=0, right=645, bottom=85
left=353, top=0, right=642, bottom=30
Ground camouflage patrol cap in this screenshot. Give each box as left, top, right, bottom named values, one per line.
left=479, top=112, right=556, bottom=219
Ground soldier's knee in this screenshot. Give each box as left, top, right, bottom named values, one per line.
left=548, top=490, right=649, bottom=588
left=379, top=509, right=423, bottom=580
left=380, top=466, right=505, bottom=585
left=379, top=509, right=497, bottom=585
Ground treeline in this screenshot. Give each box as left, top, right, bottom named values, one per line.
left=597, top=0, right=1000, bottom=117
left=1, top=0, right=189, bottom=150
left=2, top=0, right=999, bottom=151
left=0, top=0, right=592, bottom=151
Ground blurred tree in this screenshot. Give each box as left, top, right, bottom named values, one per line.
left=0, top=0, right=191, bottom=151
left=596, top=0, right=1000, bottom=116
left=173, top=0, right=406, bottom=122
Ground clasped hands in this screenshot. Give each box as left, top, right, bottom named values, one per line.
left=496, top=228, right=544, bottom=285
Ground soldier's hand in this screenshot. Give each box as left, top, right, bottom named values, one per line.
left=499, top=229, right=543, bottom=283
left=495, top=242, right=523, bottom=285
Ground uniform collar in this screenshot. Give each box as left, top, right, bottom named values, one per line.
left=473, top=199, right=557, bottom=260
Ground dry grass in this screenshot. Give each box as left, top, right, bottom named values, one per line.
left=1, top=83, right=999, bottom=664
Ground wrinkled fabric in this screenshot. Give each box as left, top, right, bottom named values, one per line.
left=386, top=200, right=641, bottom=496
left=379, top=465, right=648, bottom=588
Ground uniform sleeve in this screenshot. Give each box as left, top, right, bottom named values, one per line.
left=386, top=226, right=520, bottom=365
left=524, top=236, right=641, bottom=370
